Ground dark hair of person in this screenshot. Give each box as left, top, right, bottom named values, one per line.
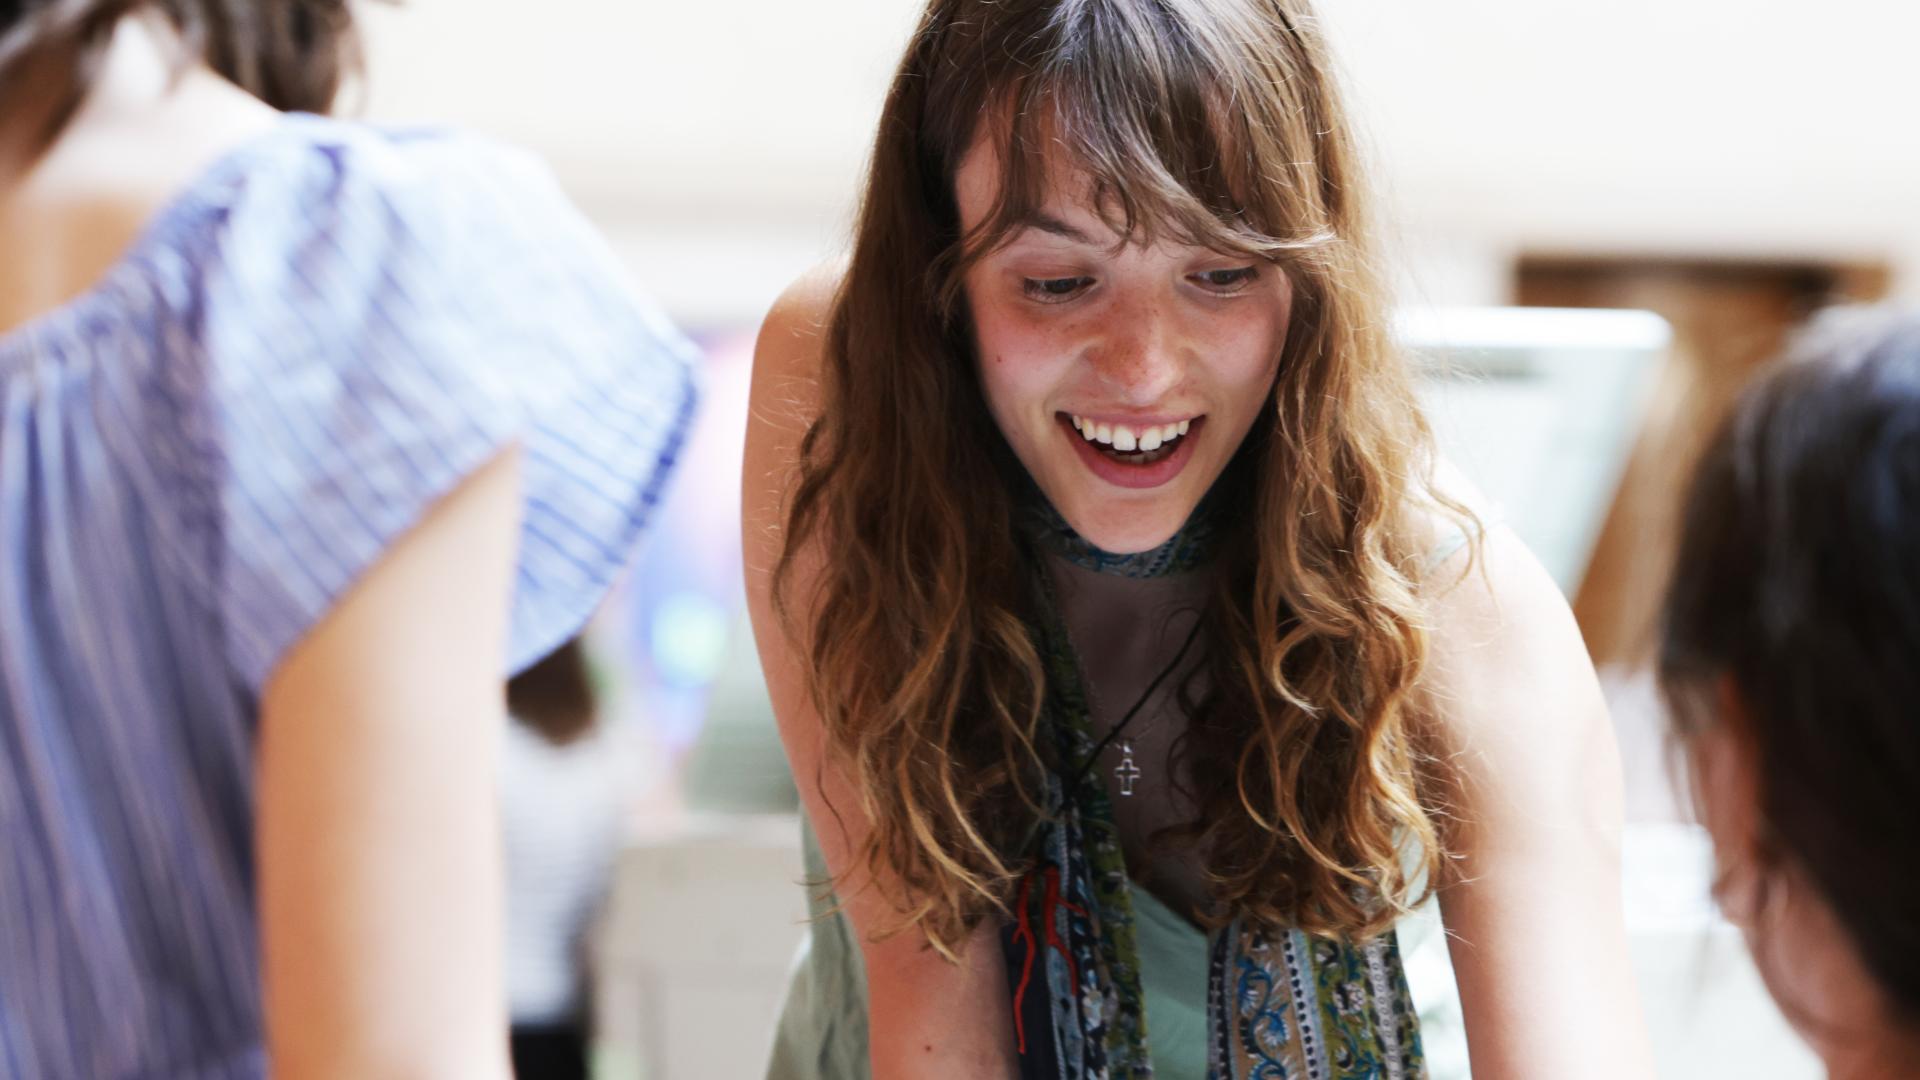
left=0, top=0, right=357, bottom=155
left=1660, top=305, right=1920, bottom=1025
left=507, top=638, right=599, bottom=746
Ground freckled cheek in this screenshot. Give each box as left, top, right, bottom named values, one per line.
left=974, top=321, right=1078, bottom=418
left=1202, top=310, right=1286, bottom=396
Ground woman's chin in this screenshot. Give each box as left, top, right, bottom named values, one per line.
left=1056, top=502, right=1191, bottom=555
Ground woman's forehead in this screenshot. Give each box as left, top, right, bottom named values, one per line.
left=954, top=127, right=1100, bottom=231
left=954, top=125, right=1262, bottom=261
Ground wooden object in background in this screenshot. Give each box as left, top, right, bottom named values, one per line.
left=1516, top=257, right=1888, bottom=670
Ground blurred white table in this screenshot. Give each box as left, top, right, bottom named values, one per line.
left=592, top=814, right=808, bottom=1080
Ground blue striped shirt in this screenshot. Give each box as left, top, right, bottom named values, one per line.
left=0, top=113, right=697, bottom=1078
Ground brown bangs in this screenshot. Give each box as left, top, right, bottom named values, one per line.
left=927, top=0, right=1342, bottom=312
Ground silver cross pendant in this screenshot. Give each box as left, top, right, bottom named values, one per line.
left=1114, top=740, right=1142, bottom=797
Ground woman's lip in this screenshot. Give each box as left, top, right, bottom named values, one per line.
left=1061, top=411, right=1203, bottom=427
left=1058, top=414, right=1203, bottom=490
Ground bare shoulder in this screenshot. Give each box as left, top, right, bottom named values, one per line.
left=752, top=261, right=845, bottom=388
left=1413, top=460, right=1604, bottom=745
left=742, top=264, right=846, bottom=601
left=1426, top=524, right=1583, bottom=677
left=1413, top=488, right=1622, bottom=863
left=1402, top=456, right=1493, bottom=573
left=743, top=263, right=844, bottom=494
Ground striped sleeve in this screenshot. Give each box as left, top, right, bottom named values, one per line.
left=171, top=127, right=698, bottom=692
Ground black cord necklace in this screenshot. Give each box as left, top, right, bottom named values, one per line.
left=1057, top=611, right=1205, bottom=804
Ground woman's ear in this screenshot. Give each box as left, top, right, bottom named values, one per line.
left=1692, top=674, right=1771, bottom=928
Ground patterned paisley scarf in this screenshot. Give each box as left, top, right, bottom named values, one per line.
left=1003, top=498, right=1427, bottom=1080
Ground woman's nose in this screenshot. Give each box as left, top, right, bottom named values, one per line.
left=1088, top=305, right=1184, bottom=404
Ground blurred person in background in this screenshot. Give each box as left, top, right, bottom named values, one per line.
left=503, top=638, right=626, bottom=1080
left=743, top=0, right=1653, bottom=1077
left=0, top=2, right=695, bottom=1077
left=1661, top=308, right=1920, bottom=1079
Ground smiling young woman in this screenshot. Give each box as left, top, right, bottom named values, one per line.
left=742, top=1, right=1656, bottom=1077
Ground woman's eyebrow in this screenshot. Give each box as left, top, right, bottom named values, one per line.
left=1015, top=210, right=1098, bottom=244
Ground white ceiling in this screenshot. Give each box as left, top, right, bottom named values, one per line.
left=355, top=0, right=1920, bottom=322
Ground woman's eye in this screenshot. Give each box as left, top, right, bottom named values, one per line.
left=1021, top=276, right=1094, bottom=302
left=1193, top=266, right=1260, bottom=292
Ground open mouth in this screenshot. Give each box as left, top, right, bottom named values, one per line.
left=1063, top=413, right=1198, bottom=466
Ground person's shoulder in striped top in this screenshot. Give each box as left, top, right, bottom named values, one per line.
left=0, top=11, right=695, bottom=1079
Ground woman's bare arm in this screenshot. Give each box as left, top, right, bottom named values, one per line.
left=743, top=269, right=1020, bottom=1079
left=1423, top=522, right=1657, bottom=1080
left=257, top=448, right=522, bottom=1080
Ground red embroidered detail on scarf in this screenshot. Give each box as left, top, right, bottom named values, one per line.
left=1010, top=863, right=1088, bottom=1055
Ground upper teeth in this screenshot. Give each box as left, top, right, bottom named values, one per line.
left=1069, top=416, right=1192, bottom=450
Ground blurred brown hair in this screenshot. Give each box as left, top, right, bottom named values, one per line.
left=0, top=0, right=358, bottom=157
left=1660, top=305, right=1920, bottom=1024
left=507, top=638, right=599, bottom=746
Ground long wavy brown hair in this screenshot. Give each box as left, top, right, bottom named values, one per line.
left=777, top=0, right=1473, bottom=960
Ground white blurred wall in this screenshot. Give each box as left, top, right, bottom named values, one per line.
left=356, top=0, right=1920, bottom=320
left=356, top=0, right=919, bottom=326
left=1330, top=2, right=1920, bottom=265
